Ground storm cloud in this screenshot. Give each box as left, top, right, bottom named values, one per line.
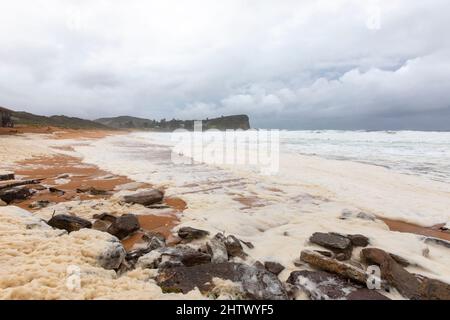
left=0, top=0, right=449, bottom=130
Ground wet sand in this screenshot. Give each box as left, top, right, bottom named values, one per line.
left=382, top=218, right=450, bottom=241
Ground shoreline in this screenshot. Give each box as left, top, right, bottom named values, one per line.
left=1, top=127, right=450, bottom=300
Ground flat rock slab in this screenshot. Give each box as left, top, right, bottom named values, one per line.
left=264, top=261, right=285, bottom=275
left=287, top=270, right=389, bottom=300
left=310, top=232, right=352, bottom=250
left=47, top=214, right=92, bottom=233
left=123, top=189, right=164, bottom=206
left=157, top=262, right=288, bottom=300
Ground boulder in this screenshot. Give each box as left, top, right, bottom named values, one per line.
left=361, top=248, right=450, bottom=300
left=0, top=186, right=34, bottom=204
left=97, top=238, right=127, bottom=270
left=206, top=238, right=228, bottom=263
left=264, top=261, right=285, bottom=275
left=287, top=270, right=389, bottom=300
left=300, top=250, right=368, bottom=284
left=178, top=226, right=210, bottom=241
left=310, top=232, right=353, bottom=259
left=156, top=262, right=288, bottom=300
left=122, top=189, right=164, bottom=206
left=347, top=234, right=370, bottom=247
left=107, top=214, right=140, bottom=240
left=47, top=214, right=92, bottom=232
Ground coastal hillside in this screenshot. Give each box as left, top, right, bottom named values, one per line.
left=1, top=106, right=110, bottom=130
left=95, top=114, right=251, bottom=131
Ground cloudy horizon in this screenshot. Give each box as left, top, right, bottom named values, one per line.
left=1, top=0, right=450, bottom=130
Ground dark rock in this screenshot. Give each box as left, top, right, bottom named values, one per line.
left=123, top=189, right=164, bottom=206
left=0, top=173, right=14, bottom=181
left=0, top=186, right=34, bottom=204
left=159, top=246, right=211, bottom=267
left=206, top=238, right=228, bottom=263
left=107, top=214, right=140, bottom=240
left=310, top=232, right=353, bottom=260
left=93, top=213, right=117, bottom=223
left=178, top=227, right=210, bottom=241
left=361, top=247, right=450, bottom=300
left=264, top=261, right=285, bottom=275
left=92, top=220, right=110, bottom=232
left=253, top=261, right=265, bottom=270
left=310, top=232, right=352, bottom=250
left=47, top=214, right=92, bottom=232
left=224, top=235, right=246, bottom=258
left=76, top=187, right=108, bottom=196
left=389, top=253, right=410, bottom=267
left=48, top=187, right=65, bottom=196
left=347, top=234, right=370, bottom=247
left=315, top=250, right=333, bottom=258
left=287, top=270, right=389, bottom=300
left=157, top=262, right=288, bottom=300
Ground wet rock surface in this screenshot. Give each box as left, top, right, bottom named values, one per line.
left=347, top=234, right=370, bottom=247
left=310, top=232, right=353, bottom=259
left=122, top=189, right=164, bottom=206
left=47, top=214, right=92, bottom=232
left=178, top=227, right=210, bottom=241
left=361, top=247, right=450, bottom=300
left=264, top=261, right=285, bottom=275
left=107, top=214, right=140, bottom=240
left=287, top=270, right=389, bottom=300
left=0, top=186, right=34, bottom=204
left=157, top=262, right=288, bottom=299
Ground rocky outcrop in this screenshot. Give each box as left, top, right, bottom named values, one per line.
left=122, top=189, right=164, bottom=206
left=157, top=262, right=287, bottom=299
left=107, top=214, right=140, bottom=240
left=47, top=214, right=92, bottom=233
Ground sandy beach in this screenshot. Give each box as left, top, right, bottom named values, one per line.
left=1, top=128, right=450, bottom=300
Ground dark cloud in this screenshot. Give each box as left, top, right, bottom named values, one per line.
left=0, top=0, right=450, bottom=129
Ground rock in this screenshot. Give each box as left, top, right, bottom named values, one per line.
left=389, top=253, right=410, bottom=267
left=287, top=270, right=389, bottom=300
left=92, top=219, right=110, bottom=232
left=264, top=261, right=285, bottom=275
left=253, top=261, right=265, bottom=270
left=0, top=199, right=6, bottom=206
left=156, top=262, right=288, bottom=300
left=240, top=240, right=254, bottom=249
left=423, top=237, right=450, bottom=249
left=28, top=200, right=51, bottom=209
left=300, top=250, right=369, bottom=284
left=47, top=214, right=92, bottom=233
left=310, top=232, right=353, bottom=259
left=178, top=227, right=210, bottom=241
left=107, top=214, right=140, bottom=240
left=347, top=234, right=370, bottom=247
left=97, top=238, right=126, bottom=270
left=315, top=250, right=333, bottom=258
left=310, top=232, right=352, bottom=251
left=122, top=189, right=164, bottom=206
left=224, top=235, right=246, bottom=258
left=0, top=186, right=34, bottom=204
left=48, top=187, right=65, bottom=196
left=93, top=213, right=117, bottom=223
left=361, top=247, right=450, bottom=300
left=0, top=173, right=14, bottom=181
left=206, top=238, right=228, bottom=263
left=76, top=187, right=108, bottom=196
left=158, top=246, right=211, bottom=267
left=356, top=212, right=376, bottom=221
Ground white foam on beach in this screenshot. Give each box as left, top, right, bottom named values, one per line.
left=0, top=206, right=202, bottom=300
left=71, top=132, right=450, bottom=285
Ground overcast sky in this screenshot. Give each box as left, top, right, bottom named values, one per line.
left=1, top=0, right=449, bottom=130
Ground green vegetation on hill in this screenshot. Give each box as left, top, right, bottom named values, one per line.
left=95, top=115, right=251, bottom=131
